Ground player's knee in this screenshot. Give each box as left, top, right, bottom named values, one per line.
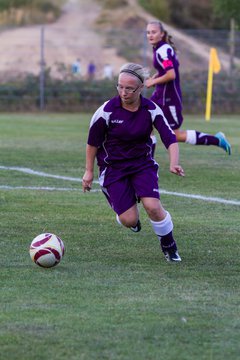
left=143, top=202, right=166, bottom=221
left=119, top=214, right=138, bottom=228
left=143, top=203, right=156, bottom=217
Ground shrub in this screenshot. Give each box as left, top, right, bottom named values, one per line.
left=0, top=70, right=239, bottom=113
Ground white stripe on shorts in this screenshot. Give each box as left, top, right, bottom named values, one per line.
left=169, top=105, right=179, bottom=125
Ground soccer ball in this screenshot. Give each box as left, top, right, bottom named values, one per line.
left=29, top=233, right=65, bottom=268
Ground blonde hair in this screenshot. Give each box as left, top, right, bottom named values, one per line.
left=119, top=63, right=148, bottom=83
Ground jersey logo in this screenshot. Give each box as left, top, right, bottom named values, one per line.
left=111, top=119, right=124, bottom=124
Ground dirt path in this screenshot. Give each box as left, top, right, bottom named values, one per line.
left=0, top=0, right=236, bottom=80
left=0, top=0, right=127, bottom=79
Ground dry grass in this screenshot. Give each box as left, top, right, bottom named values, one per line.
left=0, top=0, right=64, bottom=26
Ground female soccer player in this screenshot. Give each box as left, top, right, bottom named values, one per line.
left=82, top=63, right=184, bottom=262
left=145, top=21, right=231, bottom=155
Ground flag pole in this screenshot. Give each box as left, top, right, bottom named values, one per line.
left=205, top=49, right=213, bottom=121
left=205, top=48, right=221, bottom=121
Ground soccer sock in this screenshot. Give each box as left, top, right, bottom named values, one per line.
left=186, top=130, right=219, bottom=146
left=116, top=214, right=123, bottom=226
left=150, top=212, right=177, bottom=252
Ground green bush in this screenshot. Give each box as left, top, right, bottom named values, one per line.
left=138, top=0, right=170, bottom=23
left=100, top=0, right=128, bottom=9
left=0, top=70, right=239, bottom=113
left=0, top=0, right=61, bottom=24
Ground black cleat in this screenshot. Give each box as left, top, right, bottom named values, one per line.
left=130, top=220, right=141, bottom=233
left=164, top=250, right=181, bottom=262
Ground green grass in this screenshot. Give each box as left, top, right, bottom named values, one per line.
left=0, top=113, right=240, bottom=360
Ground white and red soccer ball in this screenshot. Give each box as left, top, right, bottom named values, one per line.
left=29, top=233, right=65, bottom=268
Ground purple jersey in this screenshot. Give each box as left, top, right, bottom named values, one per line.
left=87, top=95, right=176, bottom=173
left=151, top=41, right=182, bottom=109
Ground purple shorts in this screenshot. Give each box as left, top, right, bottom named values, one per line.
left=162, top=105, right=183, bottom=130
left=100, top=162, right=160, bottom=215
left=151, top=92, right=183, bottom=131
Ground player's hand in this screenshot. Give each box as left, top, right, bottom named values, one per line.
left=82, top=171, right=93, bottom=192
left=82, top=180, right=92, bottom=192
left=170, top=165, right=185, bottom=177
left=145, top=78, right=155, bottom=88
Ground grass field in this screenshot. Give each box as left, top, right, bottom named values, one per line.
left=0, top=113, right=240, bottom=360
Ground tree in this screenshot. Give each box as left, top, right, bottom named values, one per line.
left=213, top=0, right=240, bottom=28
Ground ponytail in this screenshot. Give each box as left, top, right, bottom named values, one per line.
left=163, top=30, right=177, bottom=52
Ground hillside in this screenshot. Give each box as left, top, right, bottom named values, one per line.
left=0, top=0, right=235, bottom=81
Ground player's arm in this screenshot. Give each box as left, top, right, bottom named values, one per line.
left=145, top=68, right=175, bottom=88
left=151, top=72, right=159, bottom=79
left=167, top=142, right=185, bottom=177
left=82, top=144, right=98, bottom=192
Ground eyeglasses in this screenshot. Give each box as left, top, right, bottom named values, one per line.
left=116, top=84, right=141, bottom=94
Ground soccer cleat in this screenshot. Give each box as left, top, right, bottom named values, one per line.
left=215, top=132, right=231, bottom=155
left=163, top=250, right=181, bottom=262
left=116, top=215, right=141, bottom=233
left=130, top=220, right=141, bottom=233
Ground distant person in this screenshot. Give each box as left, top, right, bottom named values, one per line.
left=103, top=63, right=113, bottom=80
left=82, top=63, right=185, bottom=262
left=145, top=21, right=231, bottom=156
left=72, top=58, right=81, bottom=76
left=87, top=61, right=96, bottom=81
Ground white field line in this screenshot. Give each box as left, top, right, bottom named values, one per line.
left=0, top=165, right=98, bottom=184
left=1, top=165, right=240, bottom=206
left=0, top=185, right=99, bottom=192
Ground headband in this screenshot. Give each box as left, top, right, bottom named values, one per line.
left=120, top=69, right=144, bottom=83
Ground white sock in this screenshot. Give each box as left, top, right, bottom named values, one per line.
left=150, top=211, right=173, bottom=237
left=186, top=130, right=197, bottom=145
left=116, top=214, right=122, bottom=226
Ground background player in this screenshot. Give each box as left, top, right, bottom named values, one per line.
left=145, top=21, right=231, bottom=156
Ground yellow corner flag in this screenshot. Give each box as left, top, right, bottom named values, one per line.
left=205, top=48, right=221, bottom=121
left=211, top=48, right=221, bottom=74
